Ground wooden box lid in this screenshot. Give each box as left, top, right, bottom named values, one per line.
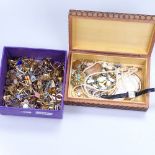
left=69, top=10, right=155, bottom=57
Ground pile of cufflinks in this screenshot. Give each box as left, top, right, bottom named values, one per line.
left=3, top=57, right=64, bottom=110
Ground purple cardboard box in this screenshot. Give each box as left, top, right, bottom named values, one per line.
left=0, top=47, right=67, bottom=119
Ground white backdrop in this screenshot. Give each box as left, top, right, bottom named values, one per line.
left=0, top=1, right=155, bottom=155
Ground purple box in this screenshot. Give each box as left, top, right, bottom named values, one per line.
left=0, top=47, right=67, bottom=119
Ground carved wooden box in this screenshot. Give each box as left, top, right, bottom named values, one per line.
left=64, top=10, right=155, bottom=111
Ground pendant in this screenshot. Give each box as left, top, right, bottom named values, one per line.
left=116, top=74, right=141, bottom=94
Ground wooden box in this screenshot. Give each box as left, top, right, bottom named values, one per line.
left=64, top=10, right=155, bottom=111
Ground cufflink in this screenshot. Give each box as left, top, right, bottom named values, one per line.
left=128, top=91, right=136, bottom=98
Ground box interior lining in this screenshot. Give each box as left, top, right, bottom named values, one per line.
left=71, top=17, right=155, bottom=55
